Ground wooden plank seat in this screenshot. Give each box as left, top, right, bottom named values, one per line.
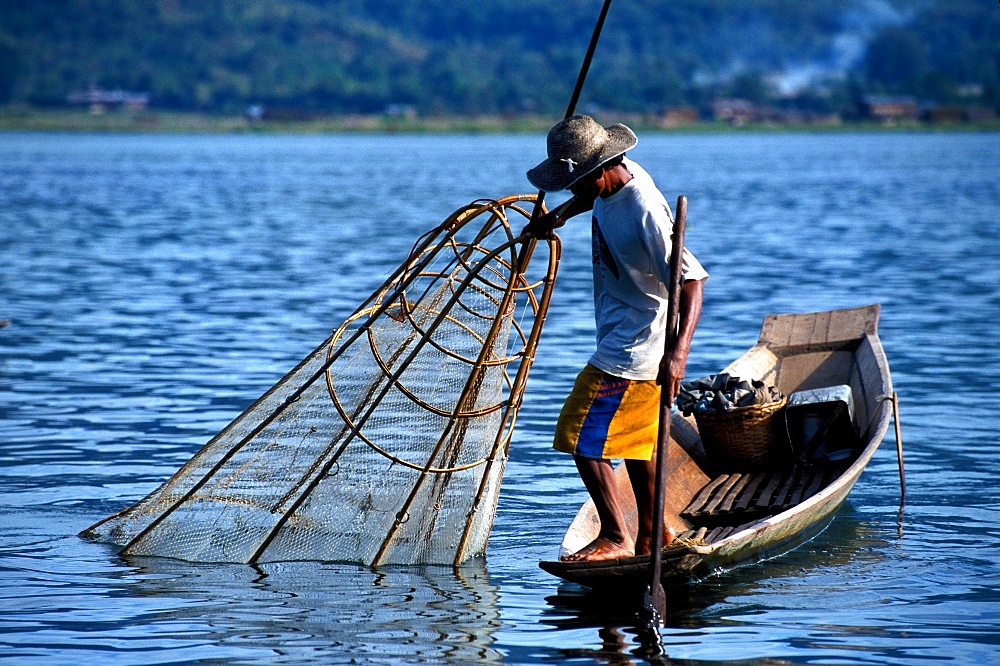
left=681, top=465, right=844, bottom=526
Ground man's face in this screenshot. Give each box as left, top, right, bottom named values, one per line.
left=568, top=167, right=605, bottom=201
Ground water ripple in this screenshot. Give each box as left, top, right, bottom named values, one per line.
left=2, top=131, right=999, bottom=664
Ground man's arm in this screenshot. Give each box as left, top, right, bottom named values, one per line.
left=658, top=277, right=705, bottom=404
left=522, top=195, right=595, bottom=239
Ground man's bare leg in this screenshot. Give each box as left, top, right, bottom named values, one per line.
left=560, top=456, right=635, bottom=561
left=624, top=457, right=676, bottom=556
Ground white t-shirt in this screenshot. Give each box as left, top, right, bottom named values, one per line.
left=588, top=158, right=709, bottom=380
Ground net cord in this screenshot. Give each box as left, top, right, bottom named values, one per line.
left=369, top=234, right=526, bottom=565
left=109, top=195, right=559, bottom=566
left=453, top=230, right=561, bottom=564
left=247, top=198, right=552, bottom=565
left=259, top=200, right=538, bottom=517
left=114, top=217, right=459, bottom=554
left=250, top=216, right=527, bottom=565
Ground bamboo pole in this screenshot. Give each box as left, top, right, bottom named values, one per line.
left=640, top=196, right=687, bottom=628
left=518, top=0, right=614, bottom=270
left=892, top=391, right=905, bottom=502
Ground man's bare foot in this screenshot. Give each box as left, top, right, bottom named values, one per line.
left=560, top=536, right=634, bottom=562
left=634, top=525, right=677, bottom=556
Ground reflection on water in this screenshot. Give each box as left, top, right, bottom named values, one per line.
left=124, top=558, right=502, bottom=664
left=540, top=509, right=887, bottom=660
left=32, top=548, right=503, bottom=664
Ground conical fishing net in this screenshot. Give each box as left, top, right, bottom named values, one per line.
left=83, top=195, right=559, bottom=566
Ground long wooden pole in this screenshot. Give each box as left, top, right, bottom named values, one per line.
left=641, top=195, right=687, bottom=628
left=892, top=391, right=905, bottom=501
left=518, top=0, right=614, bottom=271
left=564, top=0, right=613, bottom=119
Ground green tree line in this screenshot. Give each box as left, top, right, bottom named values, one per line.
left=0, top=0, right=996, bottom=115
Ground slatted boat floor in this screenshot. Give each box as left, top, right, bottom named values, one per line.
left=681, top=465, right=846, bottom=527
left=675, top=522, right=757, bottom=545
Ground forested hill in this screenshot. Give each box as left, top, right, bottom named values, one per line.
left=1, top=0, right=996, bottom=116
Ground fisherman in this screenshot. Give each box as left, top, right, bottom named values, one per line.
left=525, top=115, right=708, bottom=562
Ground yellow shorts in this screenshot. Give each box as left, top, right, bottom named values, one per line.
left=553, top=364, right=661, bottom=461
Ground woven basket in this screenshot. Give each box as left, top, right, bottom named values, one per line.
left=694, top=396, right=789, bottom=472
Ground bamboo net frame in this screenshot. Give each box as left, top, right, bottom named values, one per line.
left=82, top=194, right=560, bottom=567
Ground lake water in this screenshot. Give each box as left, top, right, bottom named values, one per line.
left=1, top=129, right=998, bottom=664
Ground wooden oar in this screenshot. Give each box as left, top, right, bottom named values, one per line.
left=640, top=195, right=687, bottom=628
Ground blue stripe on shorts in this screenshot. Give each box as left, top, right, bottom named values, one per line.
left=575, top=378, right=629, bottom=458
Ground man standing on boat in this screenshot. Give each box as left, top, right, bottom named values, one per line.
left=525, top=115, right=708, bottom=562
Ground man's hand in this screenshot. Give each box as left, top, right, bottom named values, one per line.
left=521, top=209, right=565, bottom=240
left=657, top=344, right=690, bottom=406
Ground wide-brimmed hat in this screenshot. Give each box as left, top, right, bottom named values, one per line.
left=526, top=115, right=638, bottom=192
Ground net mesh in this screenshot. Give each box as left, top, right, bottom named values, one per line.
left=83, top=195, right=558, bottom=566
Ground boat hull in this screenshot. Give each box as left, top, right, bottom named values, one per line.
left=540, top=305, right=893, bottom=588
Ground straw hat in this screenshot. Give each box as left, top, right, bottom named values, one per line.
left=527, top=115, right=638, bottom=192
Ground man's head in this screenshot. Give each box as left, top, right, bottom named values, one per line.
left=527, top=115, right=637, bottom=192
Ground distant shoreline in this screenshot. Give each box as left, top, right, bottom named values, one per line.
left=2, top=108, right=998, bottom=134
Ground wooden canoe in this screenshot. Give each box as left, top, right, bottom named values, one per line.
left=539, top=304, right=893, bottom=588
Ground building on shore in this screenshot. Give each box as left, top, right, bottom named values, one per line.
left=67, top=87, right=150, bottom=113
left=856, top=95, right=918, bottom=123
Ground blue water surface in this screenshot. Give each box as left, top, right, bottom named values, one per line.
left=1, top=130, right=998, bottom=664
